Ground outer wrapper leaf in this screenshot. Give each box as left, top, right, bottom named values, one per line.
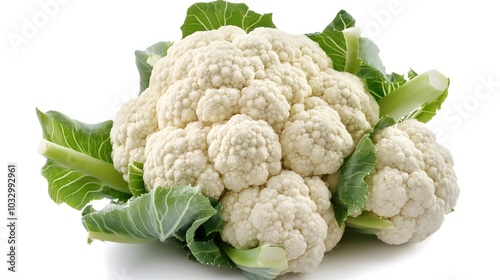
left=181, top=0, right=276, bottom=38
left=82, top=185, right=233, bottom=267
left=37, top=109, right=113, bottom=162
left=37, top=109, right=131, bottom=210
left=185, top=200, right=231, bottom=266
left=356, top=37, right=409, bottom=101
left=333, top=134, right=376, bottom=226
left=41, top=160, right=130, bottom=209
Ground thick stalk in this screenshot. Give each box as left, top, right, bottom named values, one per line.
left=38, top=139, right=130, bottom=194
left=343, top=27, right=362, bottom=74
left=377, top=69, right=449, bottom=121
left=221, top=242, right=287, bottom=279
left=345, top=211, right=394, bottom=234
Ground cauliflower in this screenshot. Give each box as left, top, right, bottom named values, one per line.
left=35, top=3, right=460, bottom=280
left=220, top=170, right=343, bottom=274
left=108, top=25, right=377, bottom=273
left=110, top=88, right=161, bottom=179
left=142, top=121, right=225, bottom=198
left=363, top=119, right=459, bottom=244
left=310, top=68, right=380, bottom=143
left=207, top=114, right=282, bottom=192
left=111, top=26, right=378, bottom=184
left=280, top=97, right=354, bottom=177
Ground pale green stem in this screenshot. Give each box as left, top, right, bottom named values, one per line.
left=38, top=139, right=130, bottom=194
left=377, top=69, right=449, bottom=120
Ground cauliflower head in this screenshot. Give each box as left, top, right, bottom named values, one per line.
left=364, top=119, right=459, bottom=244
left=110, top=25, right=379, bottom=188
left=109, top=25, right=379, bottom=273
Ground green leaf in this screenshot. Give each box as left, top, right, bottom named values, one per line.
left=181, top=0, right=276, bottom=38
left=307, top=10, right=361, bottom=73
left=135, top=41, right=173, bottom=94
left=83, top=185, right=212, bottom=242
left=36, top=109, right=131, bottom=210
left=407, top=68, right=418, bottom=79
left=39, top=155, right=131, bottom=210
left=82, top=185, right=233, bottom=267
left=331, top=117, right=395, bottom=226
left=328, top=10, right=356, bottom=30
left=185, top=199, right=233, bottom=267
left=357, top=67, right=408, bottom=100
left=411, top=87, right=448, bottom=122
left=333, top=134, right=376, bottom=226
left=353, top=33, right=449, bottom=122
left=307, top=31, right=346, bottom=71
left=308, top=18, right=450, bottom=124
left=128, top=161, right=147, bottom=197
left=356, top=36, right=409, bottom=101
left=36, top=109, right=113, bottom=162
left=370, top=116, right=396, bottom=133
left=358, top=37, right=386, bottom=76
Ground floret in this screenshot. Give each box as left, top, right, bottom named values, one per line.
left=364, top=119, right=459, bottom=244
left=220, top=171, right=343, bottom=275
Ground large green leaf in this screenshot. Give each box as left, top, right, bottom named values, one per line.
left=332, top=117, right=398, bottom=226
left=356, top=37, right=409, bottom=100
left=82, top=185, right=234, bottom=267
left=40, top=159, right=130, bottom=210
left=333, top=134, right=376, bottom=226
left=37, top=109, right=131, bottom=210
left=37, top=109, right=113, bottom=162
left=185, top=199, right=230, bottom=266
left=180, top=0, right=276, bottom=38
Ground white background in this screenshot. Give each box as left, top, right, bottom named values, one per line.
left=1, top=0, right=499, bottom=279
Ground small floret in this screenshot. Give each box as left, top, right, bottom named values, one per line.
left=280, top=97, right=354, bottom=177
left=207, top=114, right=282, bottom=192
left=364, top=119, right=459, bottom=244
left=220, top=170, right=343, bottom=275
